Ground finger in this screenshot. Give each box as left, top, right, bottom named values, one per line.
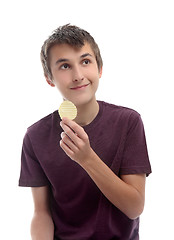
left=60, top=122, right=79, bottom=144
left=60, top=140, right=74, bottom=159
left=61, top=132, right=78, bottom=152
left=62, top=118, right=87, bottom=140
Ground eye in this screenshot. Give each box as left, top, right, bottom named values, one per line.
left=82, top=59, right=90, bottom=65
left=60, top=63, right=70, bottom=70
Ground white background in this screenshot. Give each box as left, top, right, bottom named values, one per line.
left=0, top=0, right=174, bottom=239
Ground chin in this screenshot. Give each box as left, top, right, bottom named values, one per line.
left=75, top=97, right=95, bottom=108
left=63, top=90, right=97, bottom=107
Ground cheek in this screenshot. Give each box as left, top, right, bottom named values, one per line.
left=86, top=68, right=98, bottom=81
left=88, top=65, right=100, bottom=80
left=89, top=75, right=99, bottom=93
left=94, top=79, right=99, bottom=92
left=56, top=81, right=67, bottom=94
left=89, top=72, right=100, bottom=85
left=52, top=72, right=70, bottom=87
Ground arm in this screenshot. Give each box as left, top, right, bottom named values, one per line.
left=31, top=186, right=54, bottom=240
left=60, top=118, right=146, bottom=220
left=80, top=156, right=145, bottom=220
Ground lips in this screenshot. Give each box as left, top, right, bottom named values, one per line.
left=70, top=83, right=90, bottom=90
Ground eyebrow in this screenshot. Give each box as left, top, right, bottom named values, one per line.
left=55, top=53, right=93, bottom=65
left=55, top=58, right=69, bottom=65
left=80, top=53, right=93, bottom=58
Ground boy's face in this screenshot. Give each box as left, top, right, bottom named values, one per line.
left=46, top=42, right=102, bottom=107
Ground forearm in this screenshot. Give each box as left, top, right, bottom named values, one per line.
left=31, top=211, right=54, bottom=240
left=80, top=152, right=145, bottom=219
left=60, top=118, right=145, bottom=219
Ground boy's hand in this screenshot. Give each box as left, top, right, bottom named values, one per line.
left=60, top=117, right=94, bottom=165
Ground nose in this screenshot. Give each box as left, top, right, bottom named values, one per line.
left=72, top=65, right=84, bottom=82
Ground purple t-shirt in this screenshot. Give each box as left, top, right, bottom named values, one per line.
left=19, top=101, right=151, bottom=240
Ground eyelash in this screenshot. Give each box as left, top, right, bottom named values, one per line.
left=59, top=59, right=91, bottom=70
left=60, top=63, right=70, bottom=70
left=82, top=59, right=91, bottom=65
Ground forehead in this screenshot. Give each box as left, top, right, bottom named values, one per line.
left=49, top=42, right=95, bottom=64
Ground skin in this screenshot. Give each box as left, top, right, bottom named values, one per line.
left=47, top=42, right=102, bottom=126
left=31, top=42, right=146, bottom=239
left=31, top=187, right=54, bottom=240
left=60, top=117, right=145, bottom=219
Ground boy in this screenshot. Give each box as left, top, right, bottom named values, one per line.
left=19, top=24, right=151, bottom=240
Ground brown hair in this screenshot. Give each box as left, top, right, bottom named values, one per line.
left=40, top=24, right=103, bottom=80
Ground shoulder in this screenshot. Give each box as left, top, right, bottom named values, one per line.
left=26, top=110, right=58, bottom=138
left=99, top=101, right=141, bottom=123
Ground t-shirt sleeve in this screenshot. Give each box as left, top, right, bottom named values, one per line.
left=119, top=112, right=152, bottom=176
left=19, top=132, right=49, bottom=187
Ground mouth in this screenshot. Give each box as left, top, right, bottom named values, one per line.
left=70, top=83, right=90, bottom=90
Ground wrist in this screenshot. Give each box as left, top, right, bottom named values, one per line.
left=79, top=149, right=100, bottom=170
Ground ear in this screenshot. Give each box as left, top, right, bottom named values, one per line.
left=45, top=75, right=55, bottom=87
left=99, top=67, right=103, bottom=78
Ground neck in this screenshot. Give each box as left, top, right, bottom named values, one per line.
left=74, top=99, right=99, bottom=126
